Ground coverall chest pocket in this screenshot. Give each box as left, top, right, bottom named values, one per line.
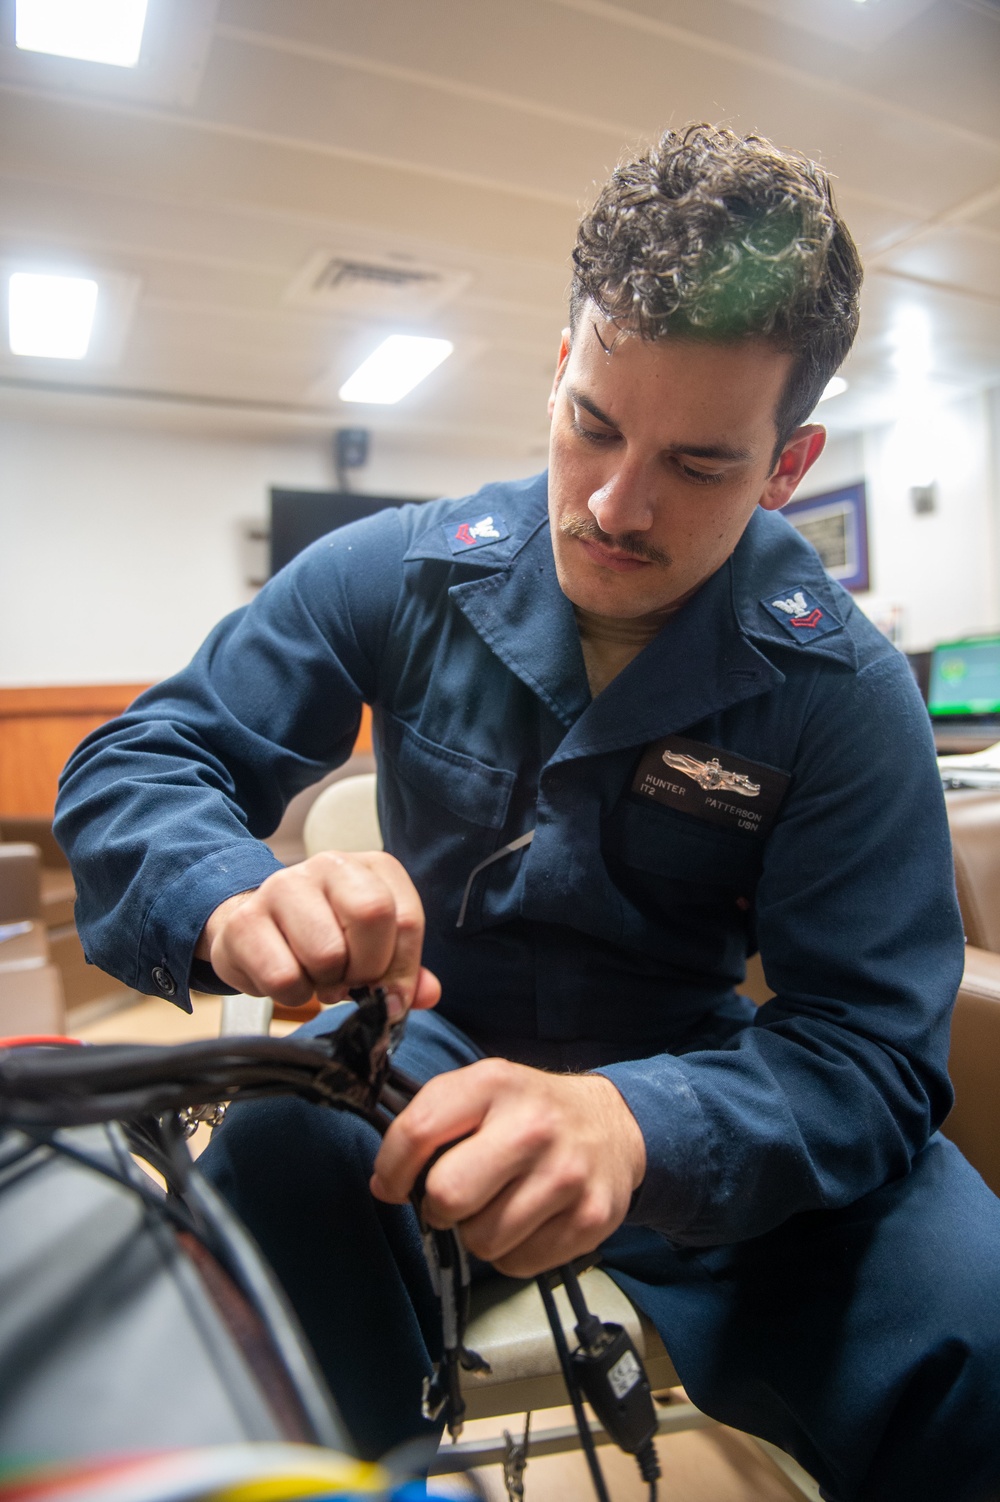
left=608, top=797, right=764, bottom=898
left=376, top=713, right=517, bottom=911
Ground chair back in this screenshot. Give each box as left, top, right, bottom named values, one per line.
left=946, top=789, right=1000, bottom=952
left=303, top=773, right=381, bottom=856
left=945, top=946, right=1000, bottom=1197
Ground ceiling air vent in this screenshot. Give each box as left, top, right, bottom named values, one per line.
left=285, top=250, right=470, bottom=316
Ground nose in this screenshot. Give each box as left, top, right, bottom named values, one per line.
left=588, top=464, right=655, bottom=535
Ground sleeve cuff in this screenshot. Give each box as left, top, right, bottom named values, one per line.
left=594, top=1053, right=713, bottom=1241
left=135, top=840, right=285, bottom=1010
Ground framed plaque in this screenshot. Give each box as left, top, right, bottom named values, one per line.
left=782, top=481, right=870, bottom=592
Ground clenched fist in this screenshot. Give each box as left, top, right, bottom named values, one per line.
left=371, top=1057, right=646, bottom=1277
left=196, top=850, right=441, bottom=1017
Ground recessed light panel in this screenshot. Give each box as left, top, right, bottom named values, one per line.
left=8, top=273, right=99, bottom=359
left=339, top=335, right=454, bottom=405
left=15, top=0, right=149, bottom=68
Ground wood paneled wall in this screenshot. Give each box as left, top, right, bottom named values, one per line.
left=0, top=685, right=373, bottom=819
left=0, top=684, right=152, bottom=818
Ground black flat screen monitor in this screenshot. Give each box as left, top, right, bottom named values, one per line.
left=927, top=635, right=1000, bottom=721
left=269, top=489, right=425, bottom=576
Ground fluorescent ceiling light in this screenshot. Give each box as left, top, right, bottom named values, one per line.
left=819, top=375, right=849, bottom=402
left=339, top=335, right=454, bottom=404
left=15, top=0, right=149, bottom=67
left=8, top=273, right=99, bottom=359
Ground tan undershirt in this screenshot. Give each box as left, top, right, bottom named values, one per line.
left=574, top=603, right=681, bottom=698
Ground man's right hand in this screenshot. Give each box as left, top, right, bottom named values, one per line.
left=195, top=851, right=441, bottom=1017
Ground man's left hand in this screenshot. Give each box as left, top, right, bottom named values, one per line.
left=370, top=1058, right=646, bottom=1277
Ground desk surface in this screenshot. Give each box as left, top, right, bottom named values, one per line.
left=934, top=730, right=1000, bottom=757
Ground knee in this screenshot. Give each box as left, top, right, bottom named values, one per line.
left=200, top=1095, right=382, bottom=1212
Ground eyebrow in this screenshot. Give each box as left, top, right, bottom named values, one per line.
left=567, top=385, right=753, bottom=464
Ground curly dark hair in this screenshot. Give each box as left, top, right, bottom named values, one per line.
left=571, top=124, right=862, bottom=451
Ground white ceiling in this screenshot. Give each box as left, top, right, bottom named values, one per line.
left=0, top=0, right=998, bottom=458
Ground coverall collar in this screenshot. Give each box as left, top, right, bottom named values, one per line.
left=403, top=472, right=591, bottom=728
left=404, top=473, right=858, bottom=756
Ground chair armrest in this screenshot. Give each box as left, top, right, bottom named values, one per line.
left=0, top=844, right=42, bottom=923
left=955, top=943, right=1000, bottom=1002
left=943, top=945, right=1000, bottom=1197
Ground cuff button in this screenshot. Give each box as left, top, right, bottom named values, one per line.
left=152, top=965, right=177, bottom=997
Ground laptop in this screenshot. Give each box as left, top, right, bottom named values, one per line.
left=927, top=635, right=1000, bottom=748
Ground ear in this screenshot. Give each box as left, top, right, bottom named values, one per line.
left=547, top=329, right=572, bottom=419
left=759, top=425, right=826, bottom=512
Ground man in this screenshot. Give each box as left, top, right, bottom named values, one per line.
left=56, top=126, right=1000, bottom=1500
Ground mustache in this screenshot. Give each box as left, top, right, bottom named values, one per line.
left=559, top=514, right=672, bottom=567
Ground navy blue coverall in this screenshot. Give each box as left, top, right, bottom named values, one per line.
left=55, top=473, right=1000, bottom=1499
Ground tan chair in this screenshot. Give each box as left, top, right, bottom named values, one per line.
left=946, top=946, right=1000, bottom=1196
left=947, top=790, right=1000, bottom=954
left=940, top=789, right=1000, bottom=1198
left=745, top=791, right=1000, bottom=1203
left=303, top=771, right=381, bottom=857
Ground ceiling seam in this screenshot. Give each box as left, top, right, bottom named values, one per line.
left=0, top=84, right=973, bottom=231
left=0, top=82, right=583, bottom=212
left=542, top=0, right=1000, bottom=157
left=0, top=228, right=292, bottom=279
left=0, top=374, right=550, bottom=443
left=122, top=293, right=564, bottom=336
left=871, top=265, right=1000, bottom=308
left=213, top=23, right=642, bottom=143
left=0, top=166, right=574, bottom=271
left=864, top=179, right=1000, bottom=265
left=212, top=14, right=1000, bottom=157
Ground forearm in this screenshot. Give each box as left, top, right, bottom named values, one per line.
left=599, top=1008, right=951, bottom=1246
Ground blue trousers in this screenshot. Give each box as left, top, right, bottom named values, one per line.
left=200, top=1006, right=1000, bottom=1501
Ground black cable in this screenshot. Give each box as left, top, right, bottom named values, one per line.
left=16, top=1126, right=200, bottom=1238
left=561, top=1262, right=607, bottom=1351
left=638, top=1444, right=660, bottom=1502
left=0, top=1001, right=471, bottom=1446
left=559, top=1263, right=663, bottom=1501
left=0, top=1053, right=388, bottom=1132
left=537, top=1272, right=611, bottom=1502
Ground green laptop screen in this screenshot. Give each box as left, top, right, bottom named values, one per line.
left=928, top=636, right=1000, bottom=718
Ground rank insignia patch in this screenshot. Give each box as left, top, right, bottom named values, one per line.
left=444, top=513, right=510, bottom=553
left=760, top=586, right=840, bottom=642
left=631, top=735, right=790, bottom=838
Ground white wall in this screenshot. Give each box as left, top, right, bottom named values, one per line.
left=0, top=399, right=540, bottom=686
left=3, top=383, right=999, bottom=685
left=797, top=430, right=866, bottom=497
left=797, top=391, right=1000, bottom=651
left=1, top=411, right=326, bottom=685
left=858, top=390, right=1000, bottom=650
